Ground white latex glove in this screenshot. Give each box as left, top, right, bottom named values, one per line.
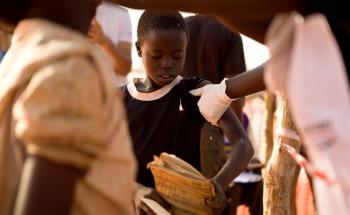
left=190, top=79, right=234, bottom=125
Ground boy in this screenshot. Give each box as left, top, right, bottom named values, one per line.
left=121, top=10, right=254, bottom=214
left=0, top=0, right=136, bottom=214
left=110, top=1, right=350, bottom=214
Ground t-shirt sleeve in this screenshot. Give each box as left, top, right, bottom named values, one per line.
left=13, top=56, right=110, bottom=169
left=180, top=77, right=209, bottom=123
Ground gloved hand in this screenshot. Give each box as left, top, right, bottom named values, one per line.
left=190, top=79, right=234, bottom=125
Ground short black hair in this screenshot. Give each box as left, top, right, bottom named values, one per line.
left=0, top=0, right=32, bottom=24
left=137, top=10, right=188, bottom=42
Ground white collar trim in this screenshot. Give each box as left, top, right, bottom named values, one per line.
left=127, top=76, right=183, bottom=101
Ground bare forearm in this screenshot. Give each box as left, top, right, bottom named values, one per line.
left=100, top=39, right=132, bottom=76
left=214, top=109, right=254, bottom=189
left=14, top=156, right=86, bottom=215
left=225, top=64, right=266, bottom=99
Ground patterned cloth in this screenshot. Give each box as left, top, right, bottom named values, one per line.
left=0, top=19, right=136, bottom=215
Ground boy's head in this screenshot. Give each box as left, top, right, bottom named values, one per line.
left=136, top=10, right=189, bottom=87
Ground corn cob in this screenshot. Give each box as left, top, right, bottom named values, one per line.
left=147, top=153, right=215, bottom=215
left=160, top=153, right=205, bottom=180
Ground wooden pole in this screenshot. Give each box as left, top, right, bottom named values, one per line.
left=261, top=92, right=276, bottom=177
left=263, top=95, right=301, bottom=215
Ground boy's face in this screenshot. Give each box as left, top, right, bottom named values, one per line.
left=138, top=29, right=187, bottom=87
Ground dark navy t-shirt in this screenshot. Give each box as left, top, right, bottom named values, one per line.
left=121, top=77, right=207, bottom=187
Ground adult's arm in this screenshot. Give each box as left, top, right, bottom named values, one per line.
left=12, top=55, right=114, bottom=214
left=89, top=19, right=132, bottom=75
left=99, top=38, right=132, bottom=75
left=190, top=63, right=266, bottom=125
left=14, top=156, right=86, bottom=215
left=225, top=63, right=266, bottom=99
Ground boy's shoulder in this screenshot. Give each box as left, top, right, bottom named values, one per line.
left=120, top=84, right=127, bottom=92
left=119, top=77, right=143, bottom=95
left=179, top=76, right=210, bottom=92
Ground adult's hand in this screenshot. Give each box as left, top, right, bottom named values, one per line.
left=88, top=18, right=109, bottom=45
left=190, top=79, right=234, bottom=125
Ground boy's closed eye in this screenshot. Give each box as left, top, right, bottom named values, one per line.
left=150, top=54, right=162, bottom=59
left=172, top=54, right=184, bottom=60
left=149, top=53, right=183, bottom=60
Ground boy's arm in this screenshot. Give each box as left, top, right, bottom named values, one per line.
left=194, top=80, right=254, bottom=182
left=194, top=80, right=253, bottom=211
left=214, top=109, right=254, bottom=188
left=199, top=105, right=253, bottom=213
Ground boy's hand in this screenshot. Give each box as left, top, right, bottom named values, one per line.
left=190, top=79, right=234, bottom=125
left=205, top=179, right=227, bottom=214
left=134, top=185, right=172, bottom=215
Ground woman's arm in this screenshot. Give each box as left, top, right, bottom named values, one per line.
left=14, top=156, right=86, bottom=215
left=190, top=64, right=266, bottom=126
left=225, top=63, right=266, bottom=99
left=88, top=19, right=132, bottom=76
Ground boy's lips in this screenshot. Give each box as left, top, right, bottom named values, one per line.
left=159, top=74, right=175, bottom=82
left=160, top=74, right=173, bottom=78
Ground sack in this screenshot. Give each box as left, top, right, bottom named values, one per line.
left=264, top=13, right=350, bottom=215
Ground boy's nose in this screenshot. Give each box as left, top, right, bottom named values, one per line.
left=160, top=57, right=174, bottom=69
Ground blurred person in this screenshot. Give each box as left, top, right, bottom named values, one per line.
left=0, top=23, right=12, bottom=62
left=89, top=0, right=132, bottom=86
left=0, top=0, right=136, bottom=214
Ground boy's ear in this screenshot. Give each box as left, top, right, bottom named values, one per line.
left=135, top=41, right=142, bottom=57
